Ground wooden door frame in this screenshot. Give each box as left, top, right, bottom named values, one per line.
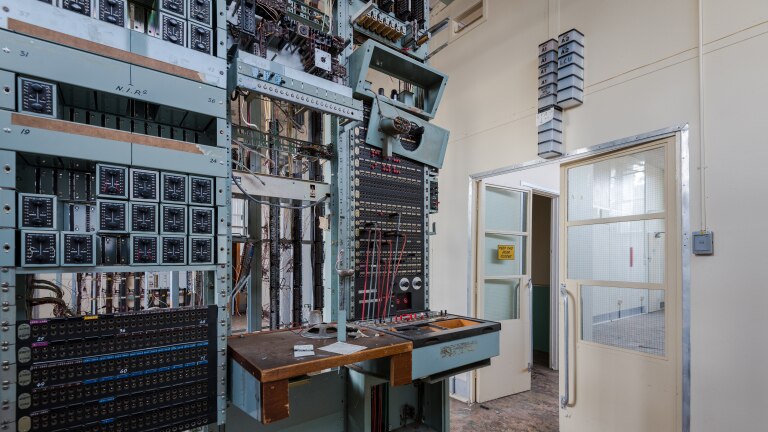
left=464, top=125, right=690, bottom=431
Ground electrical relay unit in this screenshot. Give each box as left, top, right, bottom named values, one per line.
left=161, top=235, right=186, bottom=265
left=129, top=202, right=158, bottom=232
left=96, top=164, right=129, bottom=199
left=130, top=234, right=159, bottom=264
left=61, top=0, right=92, bottom=16
left=19, top=193, right=57, bottom=230
left=189, top=176, right=214, bottom=206
left=130, top=169, right=159, bottom=202
left=60, top=232, right=96, bottom=266
left=190, top=206, right=214, bottom=235
left=17, top=77, right=57, bottom=118
left=21, top=231, right=58, bottom=267
left=97, top=0, right=127, bottom=26
left=160, top=0, right=185, bottom=17
left=189, top=236, right=214, bottom=264
left=97, top=200, right=128, bottom=233
left=160, top=13, right=186, bottom=47
left=190, top=22, right=213, bottom=54
left=189, top=0, right=212, bottom=25
left=161, top=172, right=188, bottom=203
left=161, top=204, right=187, bottom=234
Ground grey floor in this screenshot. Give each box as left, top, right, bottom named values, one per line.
left=450, top=364, right=559, bottom=432
left=590, top=310, right=665, bottom=356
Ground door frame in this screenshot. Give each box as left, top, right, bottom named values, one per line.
left=463, top=125, right=690, bottom=432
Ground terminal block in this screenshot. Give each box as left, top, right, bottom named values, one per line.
left=97, top=0, right=127, bottom=26
left=161, top=204, right=187, bottom=234
left=22, top=231, right=58, bottom=267
left=62, top=0, right=92, bottom=16
left=189, top=207, right=214, bottom=235
left=161, top=172, right=188, bottom=203
left=17, top=77, right=57, bottom=118
left=190, top=22, right=213, bottom=55
left=97, top=200, right=127, bottom=232
left=18, top=193, right=57, bottom=230
left=161, top=13, right=186, bottom=47
left=60, top=232, right=96, bottom=266
left=130, top=168, right=159, bottom=201
left=96, top=164, right=128, bottom=198
left=189, top=176, right=214, bottom=206
left=100, top=235, right=130, bottom=265
left=189, top=0, right=212, bottom=25
left=161, top=235, right=186, bottom=265
left=131, top=235, right=159, bottom=264
left=189, top=236, right=214, bottom=264
left=130, top=203, right=158, bottom=232
left=63, top=203, right=96, bottom=232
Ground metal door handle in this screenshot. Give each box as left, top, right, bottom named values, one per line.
left=560, top=283, right=570, bottom=409
left=527, top=279, right=533, bottom=372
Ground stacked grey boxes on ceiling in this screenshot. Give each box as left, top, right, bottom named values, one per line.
left=557, top=29, right=585, bottom=109
left=538, top=38, right=564, bottom=158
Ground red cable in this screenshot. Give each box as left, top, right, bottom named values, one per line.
left=361, top=230, right=372, bottom=321
left=376, top=229, right=383, bottom=319
left=378, top=241, right=393, bottom=319
left=387, top=234, right=408, bottom=316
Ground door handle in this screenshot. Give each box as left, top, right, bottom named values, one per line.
left=560, top=283, right=570, bottom=409
left=527, top=278, right=533, bottom=373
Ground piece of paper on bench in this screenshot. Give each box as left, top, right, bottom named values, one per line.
left=318, top=341, right=367, bottom=355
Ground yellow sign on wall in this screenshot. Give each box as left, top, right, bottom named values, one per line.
left=497, top=245, right=515, bottom=260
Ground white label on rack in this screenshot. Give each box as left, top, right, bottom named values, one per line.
left=536, top=108, right=555, bottom=126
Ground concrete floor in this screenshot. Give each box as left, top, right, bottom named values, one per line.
left=450, top=364, right=559, bottom=432
left=590, top=310, right=665, bottom=356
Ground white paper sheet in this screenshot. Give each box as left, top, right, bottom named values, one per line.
left=318, top=341, right=367, bottom=355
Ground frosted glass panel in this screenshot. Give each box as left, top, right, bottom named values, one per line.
left=581, top=285, right=665, bottom=356
left=568, top=148, right=665, bottom=221
left=484, top=234, right=526, bottom=277
left=568, top=219, right=665, bottom=284
left=484, top=279, right=520, bottom=321
left=485, top=186, right=527, bottom=232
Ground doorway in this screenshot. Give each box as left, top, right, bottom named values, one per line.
left=531, top=193, right=553, bottom=368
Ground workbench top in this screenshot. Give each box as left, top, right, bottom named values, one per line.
left=228, top=326, right=413, bottom=384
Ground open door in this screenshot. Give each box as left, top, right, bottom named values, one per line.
left=474, top=182, right=532, bottom=402
left=559, top=138, right=681, bottom=431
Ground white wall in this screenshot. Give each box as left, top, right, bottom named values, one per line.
left=428, top=0, right=768, bottom=430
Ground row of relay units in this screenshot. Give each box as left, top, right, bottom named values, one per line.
left=37, top=0, right=216, bottom=55
left=18, top=164, right=217, bottom=267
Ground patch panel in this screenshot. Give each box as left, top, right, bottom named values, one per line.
left=17, top=77, right=57, bottom=118
left=20, top=343, right=210, bottom=388
left=160, top=204, right=187, bottom=234
left=28, top=326, right=208, bottom=362
left=97, top=200, right=128, bottom=233
left=161, top=235, right=186, bottom=265
left=19, top=307, right=213, bottom=343
left=96, top=164, right=128, bottom=199
left=18, top=193, right=57, bottom=230
left=129, top=202, right=158, bottom=233
left=129, top=169, right=159, bottom=202
left=160, top=172, right=189, bottom=203
left=25, top=380, right=208, bottom=432
left=189, top=207, right=214, bottom=235
left=60, top=232, right=96, bottom=266
left=189, top=236, right=214, bottom=264
left=21, top=231, right=59, bottom=267
left=130, top=235, right=159, bottom=264
left=25, top=363, right=209, bottom=412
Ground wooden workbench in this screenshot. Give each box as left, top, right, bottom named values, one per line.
left=228, top=327, right=413, bottom=424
